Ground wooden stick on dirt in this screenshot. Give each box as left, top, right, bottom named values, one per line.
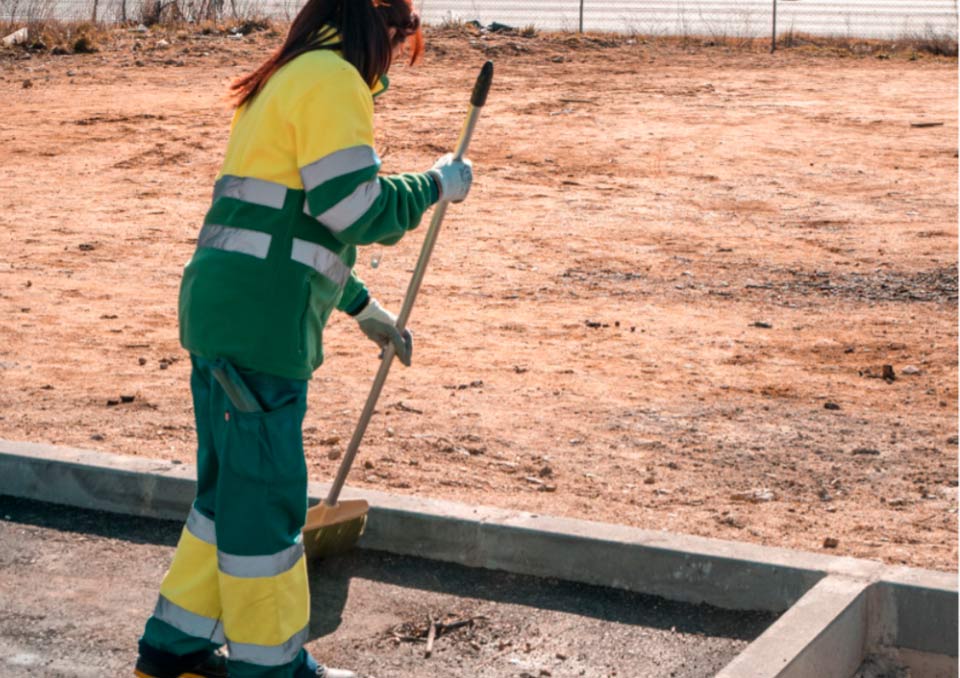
left=438, top=619, right=474, bottom=633
left=425, top=617, right=437, bottom=658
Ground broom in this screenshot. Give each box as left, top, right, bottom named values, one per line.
left=303, top=61, right=494, bottom=560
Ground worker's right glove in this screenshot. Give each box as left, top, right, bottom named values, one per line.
left=427, top=153, right=473, bottom=203
left=355, top=298, right=413, bottom=367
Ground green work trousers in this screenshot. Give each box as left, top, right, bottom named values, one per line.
left=140, top=355, right=314, bottom=677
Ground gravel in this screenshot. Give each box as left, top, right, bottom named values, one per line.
left=0, top=496, right=776, bottom=677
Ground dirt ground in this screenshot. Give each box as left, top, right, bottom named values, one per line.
left=0, top=496, right=774, bottom=677
left=0, top=26, right=956, bottom=572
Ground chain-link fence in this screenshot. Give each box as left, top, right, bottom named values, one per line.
left=0, top=0, right=305, bottom=23
left=418, top=0, right=958, bottom=39
left=2, top=0, right=957, bottom=41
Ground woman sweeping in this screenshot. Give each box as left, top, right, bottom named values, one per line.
left=133, top=0, right=473, bottom=675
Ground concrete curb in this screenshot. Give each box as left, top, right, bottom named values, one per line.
left=0, top=439, right=956, bottom=676
left=716, top=576, right=870, bottom=678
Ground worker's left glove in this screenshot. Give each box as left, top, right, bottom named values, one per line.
left=355, top=298, right=413, bottom=367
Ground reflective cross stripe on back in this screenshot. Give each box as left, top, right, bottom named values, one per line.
left=213, top=175, right=288, bottom=210
left=197, top=224, right=349, bottom=288
left=197, top=224, right=272, bottom=259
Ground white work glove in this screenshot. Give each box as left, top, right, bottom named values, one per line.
left=427, top=153, right=473, bottom=203
left=355, top=298, right=413, bottom=366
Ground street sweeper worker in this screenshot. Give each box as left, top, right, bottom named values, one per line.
left=133, top=0, right=473, bottom=676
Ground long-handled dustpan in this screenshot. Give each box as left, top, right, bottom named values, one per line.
left=303, top=61, right=494, bottom=560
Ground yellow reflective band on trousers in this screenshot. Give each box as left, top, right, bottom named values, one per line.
left=219, top=551, right=310, bottom=665
left=155, top=518, right=222, bottom=640
left=150, top=510, right=311, bottom=666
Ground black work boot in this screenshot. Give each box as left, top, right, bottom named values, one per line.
left=133, top=644, right=227, bottom=678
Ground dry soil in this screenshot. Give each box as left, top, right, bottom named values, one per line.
left=0, top=27, right=957, bottom=571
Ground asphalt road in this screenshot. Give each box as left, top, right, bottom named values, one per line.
left=0, top=496, right=776, bottom=677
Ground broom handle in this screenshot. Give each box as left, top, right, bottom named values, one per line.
left=325, top=62, right=494, bottom=507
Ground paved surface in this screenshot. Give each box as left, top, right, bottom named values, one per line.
left=0, top=497, right=776, bottom=677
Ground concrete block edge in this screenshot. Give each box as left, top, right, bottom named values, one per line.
left=0, top=439, right=954, bottom=617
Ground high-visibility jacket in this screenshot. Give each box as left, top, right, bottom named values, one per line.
left=179, top=32, right=438, bottom=380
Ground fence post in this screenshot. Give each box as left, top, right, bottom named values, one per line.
left=770, top=0, right=777, bottom=52
left=579, top=0, right=584, bottom=33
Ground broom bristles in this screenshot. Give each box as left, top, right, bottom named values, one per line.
left=304, top=514, right=367, bottom=560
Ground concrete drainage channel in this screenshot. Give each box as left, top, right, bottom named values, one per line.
left=0, top=439, right=956, bottom=678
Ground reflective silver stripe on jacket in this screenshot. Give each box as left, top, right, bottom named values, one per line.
left=290, top=238, right=350, bottom=286
left=300, top=145, right=380, bottom=193
left=198, top=224, right=272, bottom=259
left=313, top=179, right=382, bottom=233
left=153, top=595, right=225, bottom=644
left=213, top=175, right=288, bottom=210
left=185, top=506, right=217, bottom=546
left=227, top=624, right=309, bottom=667
left=217, top=541, right=304, bottom=579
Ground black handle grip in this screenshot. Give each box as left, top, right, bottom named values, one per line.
left=470, top=61, right=494, bottom=108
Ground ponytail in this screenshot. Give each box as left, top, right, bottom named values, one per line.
left=230, top=0, right=424, bottom=108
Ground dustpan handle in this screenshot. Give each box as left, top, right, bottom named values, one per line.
left=325, top=62, right=494, bottom=507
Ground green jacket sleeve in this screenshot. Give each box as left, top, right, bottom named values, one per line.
left=342, top=172, right=438, bottom=247
left=293, top=66, right=439, bottom=248
left=337, top=269, right=370, bottom=315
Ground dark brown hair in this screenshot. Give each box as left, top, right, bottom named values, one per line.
left=230, top=0, right=424, bottom=108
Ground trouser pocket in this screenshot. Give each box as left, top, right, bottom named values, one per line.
left=211, top=360, right=309, bottom=555
left=210, top=360, right=308, bottom=484
left=223, top=403, right=307, bottom=483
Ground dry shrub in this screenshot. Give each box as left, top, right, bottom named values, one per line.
left=905, top=29, right=958, bottom=57
left=431, top=17, right=478, bottom=37
left=72, top=33, right=97, bottom=51
left=0, top=19, right=112, bottom=54
left=764, top=26, right=957, bottom=58
left=228, top=18, right=270, bottom=34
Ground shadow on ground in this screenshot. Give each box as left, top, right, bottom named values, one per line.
left=0, top=495, right=775, bottom=647
left=308, top=549, right=774, bottom=641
